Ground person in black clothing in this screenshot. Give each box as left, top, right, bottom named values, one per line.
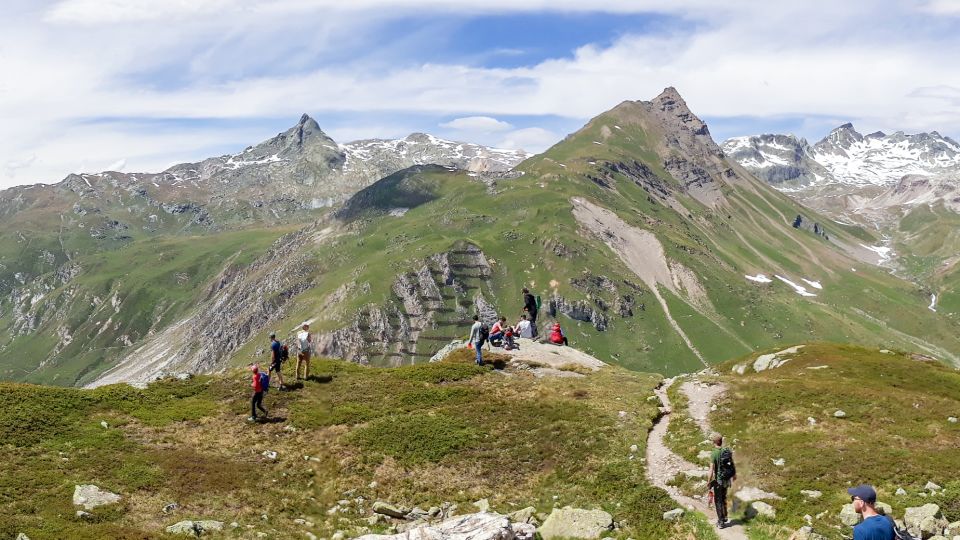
left=268, top=332, right=285, bottom=390
left=708, top=432, right=736, bottom=529
left=521, top=288, right=538, bottom=337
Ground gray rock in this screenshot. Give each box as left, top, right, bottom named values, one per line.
left=945, top=521, right=960, bottom=537
left=896, top=488, right=908, bottom=496
left=507, top=507, right=537, bottom=524
left=539, top=507, right=613, bottom=540
left=948, top=417, right=958, bottom=423
left=163, top=502, right=180, bottom=514
left=76, top=510, right=92, bottom=519
left=789, top=526, right=828, bottom=540
left=905, top=504, right=947, bottom=539
left=800, top=490, right=822, bottom=499
left=165, top=520, right=225, bottom=536
left=353, top=512, right=525, bottom=540
left=732, top=487, right=783, bottom=513
left=925, top=481, right=943, bottom=492
left=746, top=501, right=776, bottom=520
left=473, top=498, right=490, bottom=513
left=15, top=535, right=30, bottom=540
left=876, top=502, right=893, bottom=516
left=373, top=501, right=409, bottom=519
left=73, top=484, right=121, bottom=510
left=839, top=504, right=861, bottom=526
left=663, top=508, right=684, bottom=522
left=834, top=410, right=847, bottom=418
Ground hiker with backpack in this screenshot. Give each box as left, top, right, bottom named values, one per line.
left=847, top=485, right=895, bottom=540
left=522, top=288, right=539, bottom=337
left=248, top=364, right=269, bottom=422
left=296, top=323, right=312, bottom=381
left=468, top=314, right=485, bottom=366
left=268, top=332, right=286, bottom=390
left=708, top=432, right=736, bottom=529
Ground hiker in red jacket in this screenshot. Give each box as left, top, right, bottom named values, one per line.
left=248, top=364, right=268, bottom=422
left=549, top=322, right=568, bottom=346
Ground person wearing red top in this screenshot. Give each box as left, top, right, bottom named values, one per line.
left=489, top=316, right=507, bottom=346
left=248, top=364, right=268, bottom=422
left=549, top=323, right=568, bottom=346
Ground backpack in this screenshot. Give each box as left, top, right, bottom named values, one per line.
left=715, top=447, right=736, bottom=484
left=888, top=517, right=918, bottom=540
left=479, top=323, right=490, bottom=343
left=259, top=371, right=270, bottom=393
left=280, top=344, right=289, bottom=362
left=535, top=295, right=542, bottom=310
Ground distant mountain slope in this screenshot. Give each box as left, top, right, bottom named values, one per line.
left=91, top=88, right=960, bottom=388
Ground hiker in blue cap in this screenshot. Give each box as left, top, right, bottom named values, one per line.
left=847, top=485, right=893, bottom=540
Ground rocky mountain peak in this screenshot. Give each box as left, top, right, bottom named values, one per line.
left=817, top=123, right=864, bottom=152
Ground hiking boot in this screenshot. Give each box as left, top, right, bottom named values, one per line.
left=717, top=521, right=726, bottom=529
left=247, top=416, right=256, bottom=422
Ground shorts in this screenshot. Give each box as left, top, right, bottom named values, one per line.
left=270, top=361, right=282, bottom=373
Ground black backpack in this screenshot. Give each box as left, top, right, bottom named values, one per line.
left=888, top=517, right=917, bottom=540
left=479, top=323, right=490, bottom=342
left=280, top=344, right=290, bottom=362
left=715, top=447, right=736, bottom=484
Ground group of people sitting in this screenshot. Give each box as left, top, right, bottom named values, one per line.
left=484, top=314, right=569, bottom=351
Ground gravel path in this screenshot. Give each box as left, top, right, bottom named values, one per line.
left=646, top=378, right=747, bottom=540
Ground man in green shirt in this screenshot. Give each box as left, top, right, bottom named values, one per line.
left=708, top=432, right=736, bottom=529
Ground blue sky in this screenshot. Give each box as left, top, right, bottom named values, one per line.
left=2, top=0, right=960, bottom=187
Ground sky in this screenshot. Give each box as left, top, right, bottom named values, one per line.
left=2, top=0, right=960, bottom=188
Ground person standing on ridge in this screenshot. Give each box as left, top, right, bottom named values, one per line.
left=268, top=332, right=285, bottom=390
left=248, top=364, right=268, bottom=422
left=847, top=485, right=894, bottom=540
left=468, top=314, right=484, bottom=366
left=522, top=288, right=538, bottom=337
left=296, top=323, right=313, bottom=381
left=708, top=432, right=736, bottom=529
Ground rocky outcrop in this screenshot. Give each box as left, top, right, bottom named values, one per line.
left=538, top=507, right=613, bottom=540
left=354, top=513, right=535, bottom=540
left=73, top=484, right=121, bottom=510
left=165, top=520, right=224, bottom=537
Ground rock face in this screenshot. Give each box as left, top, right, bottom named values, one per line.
left=72, top=484, right=121, bottom=510
left=353, top=513, right=535, bottom=540
left=538, top=507, right=614, bottom=540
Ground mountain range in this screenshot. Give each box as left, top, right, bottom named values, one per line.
left=2, top=89, right=958, bottom=387
left=722, top=124, right=960, bottom=317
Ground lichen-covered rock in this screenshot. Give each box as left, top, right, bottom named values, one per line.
left=72, top=484, right=121, bottom=510
left=353, top=512, right=528, bottom=540
left=538, top=507, right=613, bottom=540
left=905, top=504, right=948, bottom=539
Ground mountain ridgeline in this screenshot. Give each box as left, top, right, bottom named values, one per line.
left=1, top=88, right=958, bottom=387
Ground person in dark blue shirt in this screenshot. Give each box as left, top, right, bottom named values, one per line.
left=268, top=332, right=285, bottom=390
left=847, top=485, right=893, bottom=540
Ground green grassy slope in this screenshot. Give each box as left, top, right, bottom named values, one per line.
left=1, top=354, right=724, bottom=540
left=708, top=343, right=960, bottom=539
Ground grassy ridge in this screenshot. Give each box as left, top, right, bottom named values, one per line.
left=0, top=352, right=726, bottom=539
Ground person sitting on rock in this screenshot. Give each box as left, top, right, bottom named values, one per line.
left=708, top=432, right=736, bottom=529
left=489, top=317, right=507, bottom=347
left=548, top=322, right=568, bottom=346
left=515, top=314, right=534, bottom=339
left=503, top=325, right=518, bottom=351
left=847, top=485, right=894, bottom=540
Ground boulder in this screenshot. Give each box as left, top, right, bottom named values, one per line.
left=165, top=520, right=224, bottom=536
left=896, top=488, right=908, bottom=496
left=663, top=508, right=684, bottom=522
left=353, top=513, right=528, bottom=540
left=732, top=486, right=783, bottom=513
left=834, top=410, right=847, bottom=418
left=373, top=501, right=409, bottom=519
left=473, top=499, right=490, bottom=513
left=538, top=507, right=614, bottom=540
left=800, top=490, right=822, bottom=499
left=945, top=522, right=960, bottom=537
left=73, top=484, right=121, bottom=510
left=839, top=504, right=861, bottom=526
left=15, top=535, right=30, bottom=540
left=905, top=504, right=948, bottom=539
left=507, top=507, right=537, bottom=525
left=925, top=482, right=943, bottom=492
left=876, top=502, right=893, bottom=516
left=746, top=501, right=776, bottom=520
left=789, top=526, right=828, bottom=540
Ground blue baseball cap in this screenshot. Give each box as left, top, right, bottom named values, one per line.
left=847, top=485, right=877, bottom=503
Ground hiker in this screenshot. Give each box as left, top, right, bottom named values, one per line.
left=468, top=315, right=484, bottom=366
left=847, top=485, right=894, bottom=540
left=708, top=432, right=736, bottom=529
left=268, top=332, right=285, bottom=390
left=248, top=364, right=268, bottom=422
left=515, top=314, right=534, bottom=339
left=296, top=323, right=312, bottom=381
left=522, top=288, right=539, bottom=337
left=548, top=322, right=568, bottom=346
left=489, top=316, right=507, bottom=347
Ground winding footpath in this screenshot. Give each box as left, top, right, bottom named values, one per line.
left=645, top=377, right=748, bottom=540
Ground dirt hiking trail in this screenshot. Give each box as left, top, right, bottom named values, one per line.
left=645, top=377, right=747, bottom=540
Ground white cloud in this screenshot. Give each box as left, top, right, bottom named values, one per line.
left=497, top=127, right=558, bottom=153
left=440, top=116, right=513, bottom=132
left=2, top=1, right=960, bottom=187
left=919, top=0, right=960, bottom=15
left=103, top=158, right=127, bottom=172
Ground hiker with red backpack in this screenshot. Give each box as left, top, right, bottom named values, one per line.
left=708, top=432, right=736, bottom=529
left=248, top=364, right=269, bottom=422
left=268, top=332, right=286, bottom=390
